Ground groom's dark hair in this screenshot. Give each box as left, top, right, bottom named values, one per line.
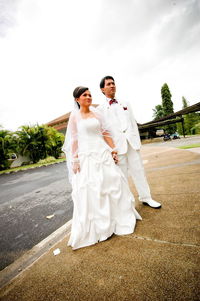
left=100, top=76, right=115, bottom=89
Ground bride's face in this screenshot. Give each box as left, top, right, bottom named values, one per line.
left=77, top=90, right=92, bottom=107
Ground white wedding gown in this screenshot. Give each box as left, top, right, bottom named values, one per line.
left=68, top=117, right=142, bottom=250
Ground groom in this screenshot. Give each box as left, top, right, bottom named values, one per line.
left=97, top=75, right=161, bottom=209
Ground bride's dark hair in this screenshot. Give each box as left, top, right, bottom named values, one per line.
left=73, top=86, right=88, bottom=109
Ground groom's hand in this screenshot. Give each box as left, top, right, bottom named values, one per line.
left=111, top=152, right=119, bottom=164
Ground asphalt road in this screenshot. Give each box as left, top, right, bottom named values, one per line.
left=0, top=162, right=73, bottom=271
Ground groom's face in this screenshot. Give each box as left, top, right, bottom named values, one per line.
left=101, top=79, right=116, bottom=98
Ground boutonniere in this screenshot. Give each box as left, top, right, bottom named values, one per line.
left=123, top=107, right=128, bottom=110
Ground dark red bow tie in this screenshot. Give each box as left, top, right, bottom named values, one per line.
left=109, top=99, right=118, bottom=105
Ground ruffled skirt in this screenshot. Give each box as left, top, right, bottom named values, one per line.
left=68, top=149, right=142, bottom=250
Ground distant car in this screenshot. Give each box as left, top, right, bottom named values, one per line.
left=171, top=132, right=181, bottom=139
left=11, top=153, right=17, bottom=159
left=163, top=134, right=171, bottom=141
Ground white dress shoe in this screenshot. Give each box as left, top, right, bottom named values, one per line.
left=142, top=199, right=162, bottom=209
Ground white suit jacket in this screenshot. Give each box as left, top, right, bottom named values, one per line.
left=97, top=99, right=141, bottom=155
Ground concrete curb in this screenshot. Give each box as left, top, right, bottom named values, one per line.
left=0, top=220, right=72, bottom=289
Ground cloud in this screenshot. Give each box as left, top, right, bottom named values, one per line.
left=91, top=0, right=176, bottom=48
left=0, top=0, right=21, bottom=37
left=156, top=0, right=200, bottom=58
left=90, top=0, right=200, bottom=75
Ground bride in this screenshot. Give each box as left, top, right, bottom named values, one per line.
left=62, top=86, right=142, bottom=250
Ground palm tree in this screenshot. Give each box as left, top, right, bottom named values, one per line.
left=0, top=129, right=18, bottom=170
left=16, top=125, right=48, bottom=163
left=45, top=126, right=65, bottom=159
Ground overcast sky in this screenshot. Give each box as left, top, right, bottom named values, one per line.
left=0, top=0, right=200, bottom=131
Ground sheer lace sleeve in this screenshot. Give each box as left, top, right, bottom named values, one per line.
left=62, top=111, right=79, bottom=183
left=62, top=112, right=78, bottom=157
left=68, top=112, right=78, bottom=160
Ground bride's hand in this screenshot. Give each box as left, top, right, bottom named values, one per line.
left=72, top=161, right=80, bottom=173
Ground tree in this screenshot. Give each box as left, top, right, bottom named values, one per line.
left=0, top=124, right=65, bottom=170
left=191, top=122, right=200, bottom=134
left=152, top=104, right=164, bottom=120
left=161, top=83, right=174, bottom=115
left=182, top=96, right=188, bottom=109
left=178, top=96, right=200, bottom=135
left=0, top=129, right=18, bottom=170
left=16, top=125, right=49, bottom=163
left=45, top=126, right=65, bottom=159
left=16, top=124, right=65, bottom=163
left=161, top=83, right=176, bottom=133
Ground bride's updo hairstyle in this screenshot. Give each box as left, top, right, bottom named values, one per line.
left=73, top=86, right=89, bottom=109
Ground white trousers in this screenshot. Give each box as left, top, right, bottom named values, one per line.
left=118, top=143, right=152, bottom=202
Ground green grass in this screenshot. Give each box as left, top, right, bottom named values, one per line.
left=177, top=143, right=200, bottom=149
left=0, top=157, right=66, bottom=175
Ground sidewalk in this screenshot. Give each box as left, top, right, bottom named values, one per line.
left=0, top=146, right=199, bottom=301
left=187, top=147, right=200, bottom=154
